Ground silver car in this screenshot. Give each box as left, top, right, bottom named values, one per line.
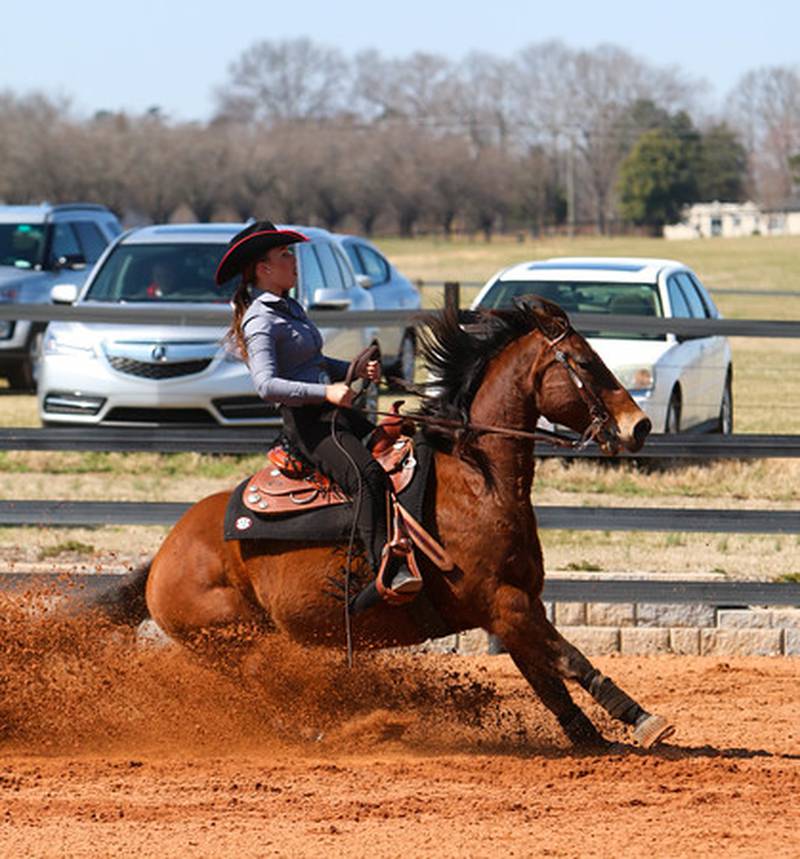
left=38, top=223, right=376, bottom=426
left=334, top=233, right=420, bottom=383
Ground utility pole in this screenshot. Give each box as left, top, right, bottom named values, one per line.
left=566, top=133, right=576, bottom=238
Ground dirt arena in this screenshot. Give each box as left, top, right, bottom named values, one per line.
left=0, top=590, right=798, bottom=858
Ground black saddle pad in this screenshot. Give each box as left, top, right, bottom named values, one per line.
left=224, top=434, right=435, bottom=543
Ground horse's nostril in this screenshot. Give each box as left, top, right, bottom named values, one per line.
left=633, top=417, right=652, bottom=447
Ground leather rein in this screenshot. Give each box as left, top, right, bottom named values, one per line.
left=371, top=322, right=620, bottom=452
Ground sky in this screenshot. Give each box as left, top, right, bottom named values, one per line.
left=2, top=0, right=798, bottom=122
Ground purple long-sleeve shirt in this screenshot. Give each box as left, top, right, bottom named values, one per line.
left=242, top=290, right=349, bottom=406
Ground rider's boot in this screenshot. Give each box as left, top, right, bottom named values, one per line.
left=349, top=557, right=422, bottom=614
left=388, top=560, right=423, bottom=595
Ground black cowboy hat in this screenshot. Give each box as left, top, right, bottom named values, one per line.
left=215, top=220, right=308, bottom=285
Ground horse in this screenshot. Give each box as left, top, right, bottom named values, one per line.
left=94, top=297, right=673, bottom=750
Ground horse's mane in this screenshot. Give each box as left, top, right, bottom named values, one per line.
left=413, top=299, right=550, bottom=457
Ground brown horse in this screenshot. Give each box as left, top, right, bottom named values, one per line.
left=97, top=298, right=672, bottom=749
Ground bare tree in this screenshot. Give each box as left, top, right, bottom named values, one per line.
left=124, top=114, right=186, bottom=223
left=351, top=50, right=458, bottom=128
left=0, top=91, right=78, bottom=203
left=726, top=65, right=800, bottom=205
left=464, top=146, right=517, bottom=240
left=513, top=41, right=698, bottom=232
left=452, top=51, right=518, bottom=151
left=173, top=123, right=237, bottom=222
left=422, top=134, right=474, bottom=235
left=514, top=146, right=566, bottom=235
left=381, top=124, right=435, bottom=236
left=347, top=126, right=393, bottom=235
left=222, top=125, right=280, bottom=221
left=214, top=38, right=350, bottom=124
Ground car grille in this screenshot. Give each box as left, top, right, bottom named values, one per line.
left=107, top=356, right=212, bottom=379
left=212, top=396, right=281, bottom=421
left=104, top=407, right=217, bottom=425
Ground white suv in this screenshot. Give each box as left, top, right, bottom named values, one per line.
left=472, top=257, right=733, bottom=433
left=38, top=223, right=376, bottom=427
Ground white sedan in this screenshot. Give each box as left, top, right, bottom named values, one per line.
left=472, top=257, right=733, bottom=433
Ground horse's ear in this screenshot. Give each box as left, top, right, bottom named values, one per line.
left=515, top=296, right=570, bottom=341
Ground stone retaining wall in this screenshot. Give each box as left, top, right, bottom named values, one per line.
left=422, top=573, right=800, bottom=657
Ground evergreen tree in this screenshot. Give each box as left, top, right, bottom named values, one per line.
left=617, top=127, right=699, bottom=232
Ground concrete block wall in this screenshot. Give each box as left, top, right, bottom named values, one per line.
left=554, top=601, right=799, bottom=656
left=545, top=600, right=798, bottom=656
left=418, top=577, right=800, bottom=657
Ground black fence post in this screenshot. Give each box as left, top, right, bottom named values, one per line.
left=444, top=281, right=461, bottom=313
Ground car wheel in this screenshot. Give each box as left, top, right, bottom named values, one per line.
left=6, top=331, right=43, bottom=392
left=714, top=374, right=733, bottom=434
left=664, top=389, right=681, bottom=433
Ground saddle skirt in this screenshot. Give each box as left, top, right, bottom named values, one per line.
left=243, top=412, right=417, bottom=517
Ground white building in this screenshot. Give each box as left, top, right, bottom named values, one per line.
left=664, top=200, right=800, bottom=239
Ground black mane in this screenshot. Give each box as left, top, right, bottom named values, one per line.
left=413, top=300, right=547, bottom=450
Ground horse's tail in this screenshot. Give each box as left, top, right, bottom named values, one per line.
left=85, top=560, right=152, bottom=627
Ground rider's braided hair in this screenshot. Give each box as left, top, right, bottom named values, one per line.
left=225, top=259, right=258, bottom=361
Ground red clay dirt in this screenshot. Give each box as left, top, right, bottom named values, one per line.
left=0, top=589, right=798, bottom=858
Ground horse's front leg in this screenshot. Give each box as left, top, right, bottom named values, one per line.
left=494, top=584, right=674, bottom=749
left=555, top=630, right=675, bottom=748
left=492, top=587, right=608, bottom=749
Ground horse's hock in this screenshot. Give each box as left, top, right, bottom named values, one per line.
left=417, top=572, right=800, bottom=658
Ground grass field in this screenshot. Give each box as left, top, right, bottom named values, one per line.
left=0, top=235, right=799, bottom=579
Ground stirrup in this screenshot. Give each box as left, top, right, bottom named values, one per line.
left=376, top=539, right=422, bottom=605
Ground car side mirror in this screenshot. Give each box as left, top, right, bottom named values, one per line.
left=355, top=273, right=373, bottom=289
left=54, top=253, right=87, bottom=271
left=308, top=288, right=351, bottom=310
left=50, top=283, right=79, bottom=304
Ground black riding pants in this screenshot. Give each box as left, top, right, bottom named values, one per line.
left=281, top=405, right=388, bottom=572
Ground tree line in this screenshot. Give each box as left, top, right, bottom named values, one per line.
left=1, top=39, right=798, bottom=237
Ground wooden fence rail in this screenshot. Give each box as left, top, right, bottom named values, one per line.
left=0, top=499, right=797, bottom=535
left=1, top=571, right=798, bottom=607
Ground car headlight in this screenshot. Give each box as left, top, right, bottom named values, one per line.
left=43, top=330, right=98, bottom=359
left=614, top=364, right=655, bottom=393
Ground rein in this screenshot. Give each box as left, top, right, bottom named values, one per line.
left=368, top=408, right=593, bottom=450
left=368, top=320, right=617, bottom=452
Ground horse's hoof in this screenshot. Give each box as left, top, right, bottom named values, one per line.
left=634, top=713, right=675, bottom=748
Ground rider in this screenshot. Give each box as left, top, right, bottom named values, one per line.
left=216, top=220, right=422, bottom=610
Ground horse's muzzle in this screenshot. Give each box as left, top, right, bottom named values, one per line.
left=631, top=416, right=652, bottom=452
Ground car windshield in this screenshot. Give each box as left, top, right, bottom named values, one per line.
left=0, top=223, right=47, bottom=269
left=84, top=243, right=234, bottom=303
left=479, top=279, right=665, bottom=341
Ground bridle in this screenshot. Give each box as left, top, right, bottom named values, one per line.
left=370, top=318, right=622, bottom=453
left=545, top=323, right=620, bottom=452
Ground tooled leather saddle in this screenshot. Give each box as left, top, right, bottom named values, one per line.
left=240, top=403, right=454, bottom=601
left=242, top=418, right=417, bottom=516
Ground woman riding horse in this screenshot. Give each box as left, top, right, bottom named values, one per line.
left=95, top=293, right=673, bottom=750
left=218, top=220, right=421, bottom=607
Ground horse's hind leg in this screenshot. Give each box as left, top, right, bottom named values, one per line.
left=554, top=630, right=675, bottom=748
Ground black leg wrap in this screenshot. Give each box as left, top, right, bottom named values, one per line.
left=582, top=669, right=644, bottom=726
